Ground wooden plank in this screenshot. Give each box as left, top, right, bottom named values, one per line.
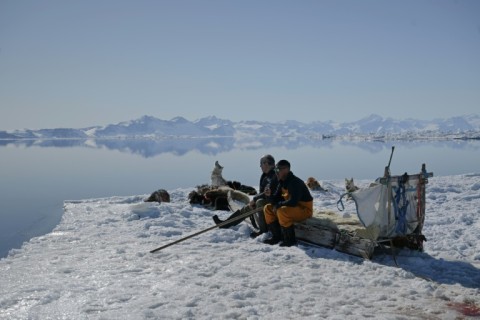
left=334, top=232, right=376, bottom=259
left=295, top=223, right=337, bottom=249
left=294, top=219, right=376, bottom=259
left=377, top=172, right=433, bottom=184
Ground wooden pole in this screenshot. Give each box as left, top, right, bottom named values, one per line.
left=150, top=207, right=263, bottom=253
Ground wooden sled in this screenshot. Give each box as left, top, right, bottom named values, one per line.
left=227, top=163, right=432, bottom=260
left=295, top=211, right=377, bottom=259
left=228, top=190, right=376, bottom=259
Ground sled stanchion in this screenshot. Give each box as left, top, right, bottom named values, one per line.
left=387, top=146, right=395, bottom=169
left=150, top=207, right=263, bottom=253
left=384, top=146, right=395, bottom=177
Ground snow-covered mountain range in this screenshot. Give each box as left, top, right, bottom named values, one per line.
left=1, top=114, right=480, bottom=140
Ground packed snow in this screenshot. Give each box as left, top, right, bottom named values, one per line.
left=1, top=174, right=479, bottom=319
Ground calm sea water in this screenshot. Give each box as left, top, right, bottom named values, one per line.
left=1, top=137, right=479, bottom=258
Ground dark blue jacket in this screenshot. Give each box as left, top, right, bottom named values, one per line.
left=272, top=171, right=313, bottom=207
left=253, top=169, right=278, bottom=204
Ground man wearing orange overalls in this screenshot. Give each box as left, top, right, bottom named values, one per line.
left=263, top=160, right=313, bottom=247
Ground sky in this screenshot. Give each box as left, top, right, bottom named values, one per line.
left=1, top=174, right=479, bottom=318
left=1, top=0, right=480, bottom=131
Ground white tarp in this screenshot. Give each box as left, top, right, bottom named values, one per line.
left=350, top=179, right=420, bottom=239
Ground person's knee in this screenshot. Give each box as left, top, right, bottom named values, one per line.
left=276, top=207, right=294, bottom=227
left=264, top=203, right=274, bottom=215
left=256, top=199, right=266, bottom=208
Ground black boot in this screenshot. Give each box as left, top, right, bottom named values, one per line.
left=249, top=209, right=268, bottom=238
left=280, top=225, right=297, bottom=247
left=213, top=210, right=243, bottom=229
left=263, top=221, right=282, bottom=245
left=249, top=215, right=259, bottom=229
left=249, top=230, right=264, bottom=239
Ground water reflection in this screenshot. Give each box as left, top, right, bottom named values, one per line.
left=1, top=136, right=478, bottom=158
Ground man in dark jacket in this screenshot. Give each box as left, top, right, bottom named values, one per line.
left=212, top=154, right=278, bottom=238
left=263, top=159, right=313, bottom=247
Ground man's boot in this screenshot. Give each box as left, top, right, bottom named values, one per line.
left=212, top=210, right=242, bottom=229
left=263, top=221, right=282, bottom=245
left=249, top=211, right=268, bottom=238
left=280, top=225, right=297, bottom=247
left=249, top=215, right=259, bottom=229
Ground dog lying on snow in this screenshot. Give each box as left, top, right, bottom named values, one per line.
left=144, top=189, right=170, bottom=203
left=188, top=185, right=232, bottom=211
left=189, top=161, right=257, bottom=210
left=305, top=177, right=328, bottom=192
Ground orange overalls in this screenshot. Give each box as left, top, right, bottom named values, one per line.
left=264, top=186, right=313, bottom=227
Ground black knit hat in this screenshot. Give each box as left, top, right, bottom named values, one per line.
left=276, top=159, right=290, bottom=169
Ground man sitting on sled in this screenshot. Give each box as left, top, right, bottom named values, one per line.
left=263, top=159, right=313, bottom=247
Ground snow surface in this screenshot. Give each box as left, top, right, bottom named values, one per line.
left=1, top=174, right=479, bottom=319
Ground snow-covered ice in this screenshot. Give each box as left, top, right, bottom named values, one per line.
left=1, top=174, right=479, bottom=319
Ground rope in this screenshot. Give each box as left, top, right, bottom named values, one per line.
left=336, top=193, right=349, bottom=211
left=393, top=179, right=409, bottom=235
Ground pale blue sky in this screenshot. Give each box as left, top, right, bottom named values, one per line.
left=1, top=0, right=479, bottom=130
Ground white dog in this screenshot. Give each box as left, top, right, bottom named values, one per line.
left=345, top=178, right=360, bottom=193
left=211, top=161, right=227, bottom=187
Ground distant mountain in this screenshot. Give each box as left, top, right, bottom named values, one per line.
left=0, top=131, right=22, bottom=139
left=2, top=114, right=479, bottom=140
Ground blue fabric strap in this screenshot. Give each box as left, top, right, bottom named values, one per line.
left=393, top=182, right=409, bottom=234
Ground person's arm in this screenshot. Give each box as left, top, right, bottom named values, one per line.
left=277, top=178, right=303, bottom=207
left=269, top=181, right=284, bottom=209
left=252, top=174, right=268, bottom=203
